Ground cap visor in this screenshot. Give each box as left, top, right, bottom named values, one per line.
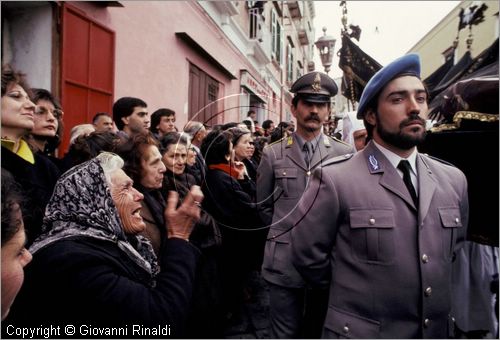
left=299, top=94, right=331, bottom=103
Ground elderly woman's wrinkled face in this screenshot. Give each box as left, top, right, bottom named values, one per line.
left=1, top=204, right=32, bottom=320
left=109, top=169, right=146, bottom=234
left=1, top=84, right=36, bottom=135
left=162, top=143, right=187, bottom=175
left=233, top=133, right=253, bottom=161
left=140, top=145, right=166, bottom=189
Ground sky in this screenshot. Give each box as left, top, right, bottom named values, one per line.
left=313, top=1, right=462, bottom=78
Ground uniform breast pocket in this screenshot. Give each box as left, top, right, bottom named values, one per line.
left=438, top=207, right=463, bottom=260
left=349, top=208, right=395, bottom=265
left=274, top=168, right=298, bottom=199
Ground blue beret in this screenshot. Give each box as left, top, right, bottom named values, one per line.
left=290, top=72, right=338, bottom=103
left=357, top=54, right=421, bottom=119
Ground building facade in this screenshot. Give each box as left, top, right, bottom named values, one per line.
left=1, top=1, right=317, bottom=154
left=407, top=0, right=498, bottom=78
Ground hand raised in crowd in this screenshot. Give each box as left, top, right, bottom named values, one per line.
left=232, top=160, right=246, bottom=180
left=164, top=185, right=204, bottom=241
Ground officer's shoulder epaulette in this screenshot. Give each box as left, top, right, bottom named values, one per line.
left=320, top=153, right=354, bottom=167
left=266, top=136, right=286, bottom=148
left=331, top=136, right=352, bottom=147
left=421, top=153, right=457, bottom=168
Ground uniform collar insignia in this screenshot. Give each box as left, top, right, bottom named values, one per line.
left=286, top=136, right=293, bottom=146
left=311, top=73, right=322, bottom=92
left=368, top=154, right=379, bottom=171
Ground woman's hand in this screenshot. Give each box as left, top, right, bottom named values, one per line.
left=164, top=185, right=204, bottom=241
left=232, top=161, right=246, bottom=180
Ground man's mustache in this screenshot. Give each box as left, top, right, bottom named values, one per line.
left=400, top=114, right=425, bottom=128
left=305, top=115, right=320, bottom=122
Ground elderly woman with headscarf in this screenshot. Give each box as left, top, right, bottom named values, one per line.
left=6, top=152, right=203, bottom=336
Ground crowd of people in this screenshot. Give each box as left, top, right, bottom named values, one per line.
left=1, top=56, right=498, bottom=339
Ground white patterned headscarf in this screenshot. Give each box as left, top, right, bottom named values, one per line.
left=30, top=153, right=159, bottom=277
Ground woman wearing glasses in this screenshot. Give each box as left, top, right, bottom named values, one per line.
left=26, top=88, right=64, bottom=157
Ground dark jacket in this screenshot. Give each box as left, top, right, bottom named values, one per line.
left=1, top=146, right=60, bottom=246
left=163, top=171, right=221, bottom=250
left=6, top=237, right=199, bottom=337
left=202, top=166, right=265, bottom=270
left=162, top=171, right=224, bottom=337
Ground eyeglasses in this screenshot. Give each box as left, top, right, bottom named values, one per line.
left=35, top=106, right=64, bottom=119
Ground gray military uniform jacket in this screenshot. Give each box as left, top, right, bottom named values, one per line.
left=291, top=141, right=469, bottom=338
left=257, top=132, right=354, bottom=288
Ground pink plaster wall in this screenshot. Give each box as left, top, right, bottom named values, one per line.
left=72, top=1, right=259, bottom=128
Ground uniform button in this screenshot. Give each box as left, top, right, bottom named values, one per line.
left=343, top=325, right=349, bottom=334
left=369, top=218, right=375, bottom=225
left=282, top=171, right=286, bottom=176
left=421, top=254, right=429, bottom=263
left=425, top=287, right=432, bottom=296
left=424, top=318, right=430, bottom=327
left=455, top=217, right=460, bottom=224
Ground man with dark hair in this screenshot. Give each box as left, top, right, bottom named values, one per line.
left=261, top=119, right=275, bottom=137
left=112, top=97, right=149, bottom=139
left=247, top=109, right=257, bottom=121
left=150, top=108, right=176, bottom=139
left=257, top=71, right=354, bottom=338
left=291, top=54, right=469, bottom=338
left=92, top=112, right=114, bottom=133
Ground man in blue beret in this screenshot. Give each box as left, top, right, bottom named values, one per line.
left=257, top=71, right=354, bottom=338
left=291, top=54, right=469, bottom=338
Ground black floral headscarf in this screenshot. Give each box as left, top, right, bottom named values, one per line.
left=29, top=157, right=159, bottom=276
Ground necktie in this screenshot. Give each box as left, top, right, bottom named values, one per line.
left=303, top=142, right=312, bottom=167
left=398, top=160, right=418, bottom=207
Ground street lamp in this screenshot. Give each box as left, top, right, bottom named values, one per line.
left=315, top=27, right=336, bottom=74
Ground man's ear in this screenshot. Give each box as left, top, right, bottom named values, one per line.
left=121, top=116, right=129, bottom=126
left=365, top=109, right=376, bottom=126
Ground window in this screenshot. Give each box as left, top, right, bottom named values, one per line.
left=188, top=63, right=221, bottom=125
left=271, top=9, right=282, bottom=64
left=287, top=42, right=293, bottom=82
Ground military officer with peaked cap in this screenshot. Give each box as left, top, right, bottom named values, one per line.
left=257, top=71, right=354, bottom=338
left=291, top=54, right=469, bottom=338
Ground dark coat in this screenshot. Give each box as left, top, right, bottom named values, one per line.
left=202, top=166, right=265, bottom=270
left=6, top=237, right=199, bottom=338
left=162, top=171, right=224, bottom=337
left=202, top=166, right=267, bottom=313
left=243, top=157, right=258, bottom=182
left=1, top=146, right=60, bottom=246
